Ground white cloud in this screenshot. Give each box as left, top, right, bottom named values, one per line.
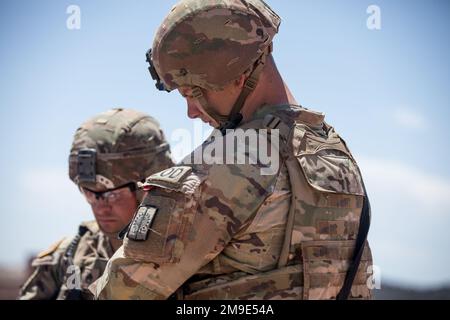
left=357, top=156, right=450, bottom=286
left=359, top=157, right=450, bottom=211
left=393, top=108, right=428, bottom=130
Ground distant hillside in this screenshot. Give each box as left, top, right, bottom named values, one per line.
left=374, top=284, right=450, bottom=300
left=0, top=266, right=26, bottom=300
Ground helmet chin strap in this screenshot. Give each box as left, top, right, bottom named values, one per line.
left=191, top=86, right=229, bottom=126
left=191, top=44, right=273, bottom=134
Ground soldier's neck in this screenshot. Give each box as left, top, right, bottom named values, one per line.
left=107, top=235, right=123, bottom=252
left=241, top=57, right=298, bottom=121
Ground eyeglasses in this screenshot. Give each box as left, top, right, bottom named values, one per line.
left=80, top=183, right=136, bottom=205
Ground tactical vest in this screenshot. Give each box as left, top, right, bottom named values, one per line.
left=181, top=105, right=373, bottom=300
left=57, top=221, right=113, bottom=300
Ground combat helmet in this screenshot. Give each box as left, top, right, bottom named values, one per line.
left=147, top=0, right=281, bottom=130
left=69, top=108, right=173, bottom=194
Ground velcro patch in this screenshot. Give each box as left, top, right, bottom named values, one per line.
left=37, top=238, right=65, bottom=258
left=127, top=206, right=158, bottom=241
left=143, top=166, right=193, bottom=191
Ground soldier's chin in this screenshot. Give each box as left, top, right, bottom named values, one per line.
left=199, top=116, right=217, bottom=128
left=205, top=119, right=219, bottom=128
left=97, top=220, right=122, bottom=235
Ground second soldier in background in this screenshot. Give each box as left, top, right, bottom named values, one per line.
left=19, top=108, right=173, bottom=299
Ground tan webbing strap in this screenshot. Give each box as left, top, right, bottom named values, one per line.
left=229, top=44, right=272, bottom=118
left=96, top=143, right=170, bottom=160
left=192, top=86, right=229, bottom=124
left=191, top=44, right=273, bottom=129
left=261, top=112, right=300, bottom=268
left=278, top=155, right=302, bottom=268
left=262, top=113, right=301, bottom=268
left=262, top=114, right=291, bottom=142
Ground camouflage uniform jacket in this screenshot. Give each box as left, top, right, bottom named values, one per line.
left=92, top=104, right=373, bottom=300
left=19, top=220, right=114, bottom=300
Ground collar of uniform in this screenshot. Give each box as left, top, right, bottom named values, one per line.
left=247, top=104, right=325, bottom=128
left=250, top=104, right=293, bottom=122
left=80, top=220, right=115, bottom=258
left=80, top=220, right=100, bottom=234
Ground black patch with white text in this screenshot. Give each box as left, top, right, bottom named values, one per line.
left=127, top=206, right=158, bottom=241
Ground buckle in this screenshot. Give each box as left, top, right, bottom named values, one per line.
left=263, top=115, right=281, bottom=129
left=191, top=87, right=203, bottom=99
left=244, top=77, right=258, bottom=91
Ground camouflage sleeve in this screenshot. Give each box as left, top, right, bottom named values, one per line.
left=92, top=162, right=280, bottom=299
left=18, top=238, right=69, bottom=300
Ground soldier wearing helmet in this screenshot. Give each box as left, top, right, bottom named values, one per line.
left=93, top=0, right=373, bottom=300
left=18, top=108, right=174, bottom=300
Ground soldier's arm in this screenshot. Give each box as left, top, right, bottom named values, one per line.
left=92, top=163, right=279, bottom=299
left=18, top=238, right=68, bottom=300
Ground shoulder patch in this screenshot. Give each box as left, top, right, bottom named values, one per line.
left=37, top=238, right=66, bottom=258
left=143, top=166, right=193, bottom=191
left=127, top=206, right=158, bottom=241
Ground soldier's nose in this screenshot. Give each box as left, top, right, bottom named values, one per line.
left=187, top=101, right=201, bottom=119
left=92, top=202, right=112, bottom=214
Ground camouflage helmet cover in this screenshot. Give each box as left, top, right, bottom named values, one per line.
left=69, top=108, right=173, bottom=191
left=151, top=0, right=281, bottom=92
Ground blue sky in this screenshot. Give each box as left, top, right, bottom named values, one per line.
left=0, top=0, right=449, bottom=289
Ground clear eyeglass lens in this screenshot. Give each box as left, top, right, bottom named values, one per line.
left=83, top=187, right=128, bottom=204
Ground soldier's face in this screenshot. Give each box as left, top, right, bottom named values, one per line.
left=178, top=86, right=219, bottom=127
left=83, top=186, right=138, bottom=234
left=178, top=80, right=244, bottom=127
